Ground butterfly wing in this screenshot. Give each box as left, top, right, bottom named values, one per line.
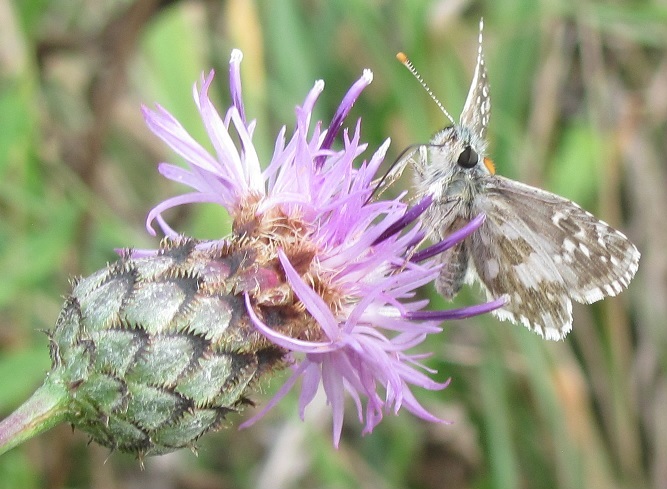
left=468, top=175, right=640, bottom=340
left=459, top=19, right=491, bottom=141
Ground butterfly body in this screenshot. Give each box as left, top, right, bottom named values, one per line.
left=406, top=21, right=640, bottom=340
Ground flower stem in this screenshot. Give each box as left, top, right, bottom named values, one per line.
left=0, top=379, right=69, bottom=456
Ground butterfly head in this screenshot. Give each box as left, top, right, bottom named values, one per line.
left=428, top=120, right=494, bottom=173
left=415, top=124, right=491, bottom=202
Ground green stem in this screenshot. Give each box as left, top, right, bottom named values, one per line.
left=0, top=379, right=69, bottom=456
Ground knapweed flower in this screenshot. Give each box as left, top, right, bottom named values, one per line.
left=0, top=49, right=501, bottom=459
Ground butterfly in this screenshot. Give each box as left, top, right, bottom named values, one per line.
left=397, top=19, right=640, bottom=340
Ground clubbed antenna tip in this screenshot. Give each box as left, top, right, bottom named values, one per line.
left=396, top=52, right=455, bottom=125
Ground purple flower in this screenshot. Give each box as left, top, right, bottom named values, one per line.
left=141, top=49, right=502, bottom=446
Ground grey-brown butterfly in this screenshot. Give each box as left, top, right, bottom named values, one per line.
left=397, top=19, right=640, bottom=340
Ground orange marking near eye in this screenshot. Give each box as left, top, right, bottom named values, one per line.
left=483, top=157, right=495, bottom=174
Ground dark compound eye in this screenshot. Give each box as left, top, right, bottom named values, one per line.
left=457, top=146, right=478, bottom=168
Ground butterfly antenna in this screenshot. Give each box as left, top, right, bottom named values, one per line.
left=396, top=52, right=456, bottom=125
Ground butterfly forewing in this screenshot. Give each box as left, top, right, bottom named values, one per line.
left=459, top=21, right=490, bottom=140
left=469, top=176, right=640, bottom=339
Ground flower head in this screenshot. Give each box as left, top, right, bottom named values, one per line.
left=141, top=49, right=500, bottom=446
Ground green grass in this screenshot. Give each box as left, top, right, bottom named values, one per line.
left=0, top=0, right=663, bottom=488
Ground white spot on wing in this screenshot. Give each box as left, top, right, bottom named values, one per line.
left=551, top=211, right=566, bottom=225
left=486, top=258, right=500, bottom=279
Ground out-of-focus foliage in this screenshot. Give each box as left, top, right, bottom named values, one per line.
left=0, top=1, right=664, bottom=488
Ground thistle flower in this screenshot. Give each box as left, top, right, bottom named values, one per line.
left=0, top=50, right=501, bottom=458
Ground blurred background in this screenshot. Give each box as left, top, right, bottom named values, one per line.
left=0, top=0, right=665, bottom=488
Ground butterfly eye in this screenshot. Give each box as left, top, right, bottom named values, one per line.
left=457, top=146, right=479, bottom=168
